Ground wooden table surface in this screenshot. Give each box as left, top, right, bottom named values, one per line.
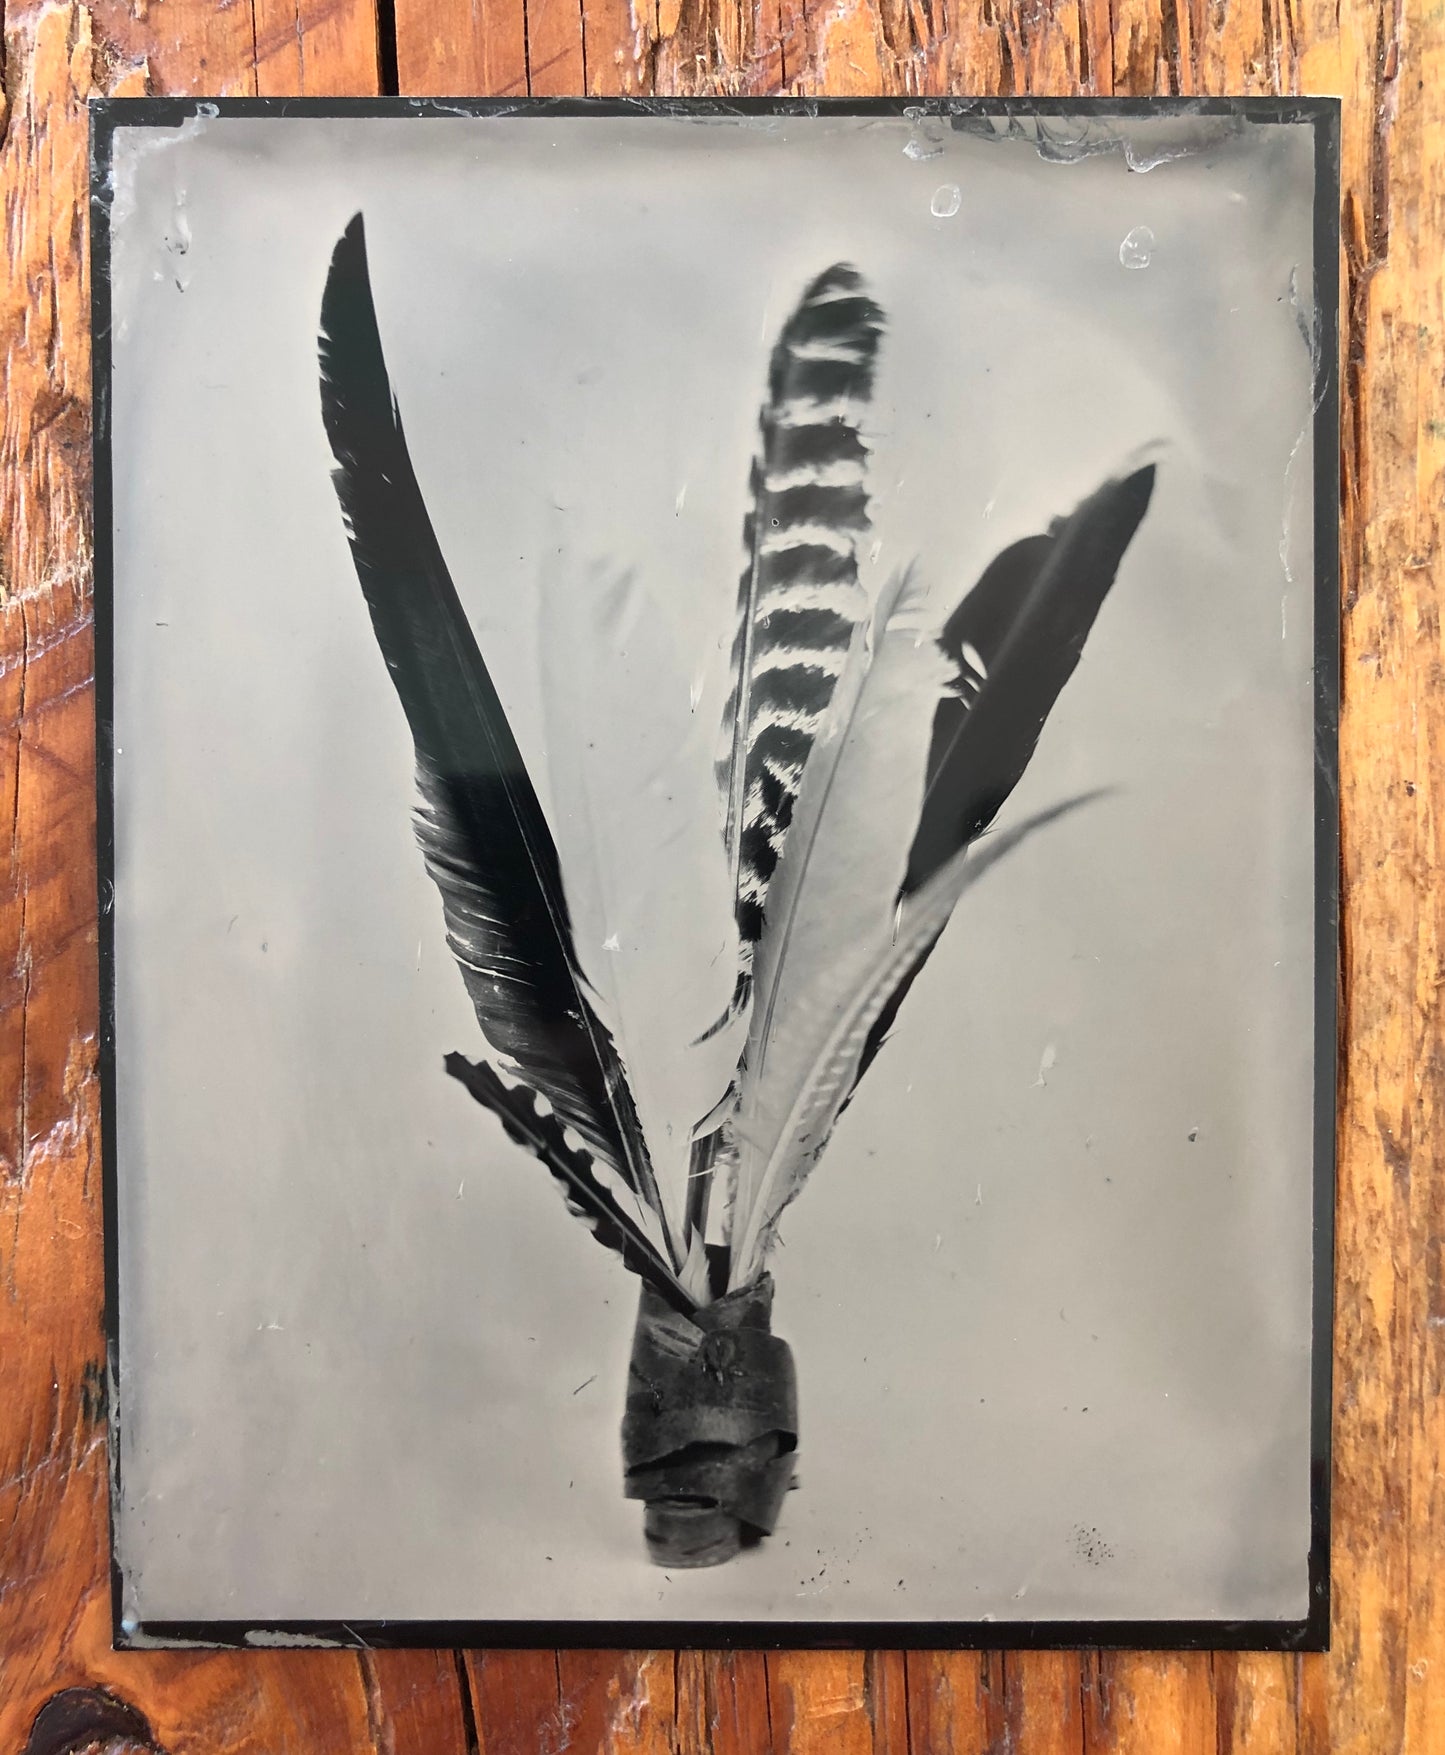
left=0, top=0, right=1436, bottom=1743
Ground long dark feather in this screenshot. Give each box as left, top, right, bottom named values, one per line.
left=445, top=1055, right=693, bottom=1310
left=715, top=265, right=885, bottom=1003
left=854, top=466, right=1156, bottom=1086
left=905, top=467, right=1155, bottom=891
left=318, top=214, right=679, bottom=1270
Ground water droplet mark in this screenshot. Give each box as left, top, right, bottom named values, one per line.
left=1118, top=224, right=1155, bottom=269
left=930, top=183, right=962, bottom=219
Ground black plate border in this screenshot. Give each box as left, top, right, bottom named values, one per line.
left=89, top=92, right=1341, bottom=1654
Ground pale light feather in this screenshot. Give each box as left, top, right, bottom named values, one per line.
left=725, top=569, right=950, bottom=1281
left=729, top=795, right=1096, bottom=1287
left=539, top=560, right=742, bottom=1303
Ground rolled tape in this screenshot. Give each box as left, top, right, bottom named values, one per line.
left=621, top=1274, right=798, bottom=1568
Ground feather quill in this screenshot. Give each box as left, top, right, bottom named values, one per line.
left=715, top=265, right=886, bottom=1008
left=318, top=214, right=680, bottom=1274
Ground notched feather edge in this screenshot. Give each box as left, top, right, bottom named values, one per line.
left=446, top=1053, right=696, bottom=1312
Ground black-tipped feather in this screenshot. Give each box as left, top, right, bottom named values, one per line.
left=446, top=1055, right=693, bottom=1310
left=904, top=467, right=1156, bottom=892
left=716, top=266, right=885, bottom=995
left=318, top=214, right=676, bottom=1268
left=854, top=467, right=1156, bottom=1087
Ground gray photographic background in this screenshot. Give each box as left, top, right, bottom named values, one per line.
left=107, top=110, right=1320, bottom=1628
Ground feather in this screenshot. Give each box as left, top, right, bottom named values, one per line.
left=538, top=561, right=740, bottom=1303
left=729, top=796, right=1099, bottom=1288
left=445, top=1055, right=694, bottom=1310
left=715, top=265, right=886, bottom=1008
left=318, top=213, right=680, bottom=1273
left=852, top=467, right=1156, bottom=1089
left=726, top=570, right=949, bottom=1285
left=904, top=467, right=1156, bottom=892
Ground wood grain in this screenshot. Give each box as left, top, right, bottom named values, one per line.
left=0, top=0, right=1436, bottom=1738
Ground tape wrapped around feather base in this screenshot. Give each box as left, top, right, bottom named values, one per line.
left=622, top=1275, right=797, bottom=1568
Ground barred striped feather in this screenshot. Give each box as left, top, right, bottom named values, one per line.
left=717, top=266, right=886, bottom=989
